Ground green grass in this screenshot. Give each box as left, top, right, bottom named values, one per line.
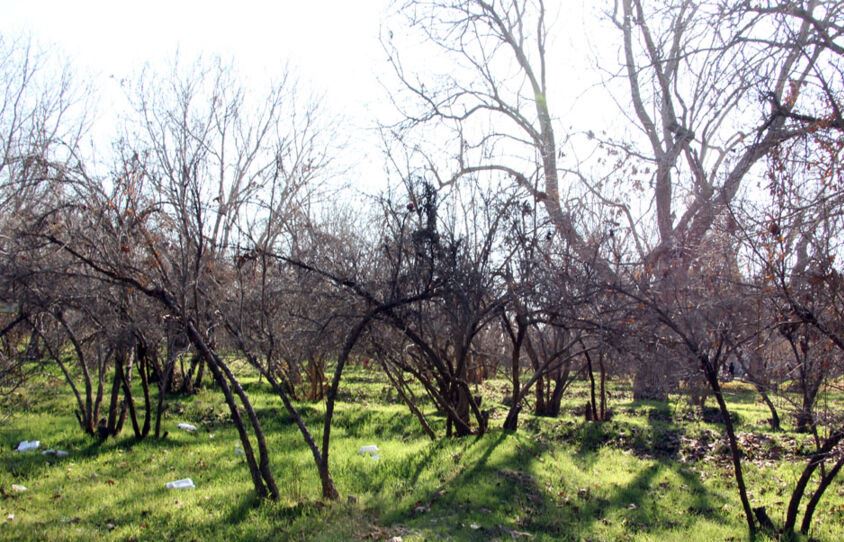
left=2, top=367, right=843, bottom=541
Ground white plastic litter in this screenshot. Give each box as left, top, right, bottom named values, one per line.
left=358, top=444, right=379, bottom=455
left=371, top=454, right=381, bottom=461
left=234, top=445, right=244, bottom=456
left=16, top=440, right=40, bottom=452
left=10, top=484, right=27, bottom=493
left=177, top=423, right=197, bottom=432
left=165, top=478, right=195, bottom=490
left=41, top=449, right=69, bottom=458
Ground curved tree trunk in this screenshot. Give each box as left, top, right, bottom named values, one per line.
left=784, top=428, right=844, bottom=533
left=800, top=454, right=844, bottom=534
left=702, top=357, right=756, bottom=535
left=185, top=319, right=279, bottom=500
left=184, top=319, right=275, bottom=500
left=380, top=360, right=436, bottom=440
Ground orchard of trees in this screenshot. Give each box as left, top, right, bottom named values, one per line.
left=2, top=1, right=844, bottom=538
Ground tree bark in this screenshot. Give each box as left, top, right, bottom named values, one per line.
left=120, top=349, right=142, bottom=438
left=599, top=352, right=607, bottom=421
left=784, top=428, right=844, bottom=533
left=503, top=313, right=526, bottom=431
left=702, top=357, right=756, bottom=535
left=380, top=360, right=436, bottom=440
left=154, top=349, right=178, bottom=439
left=183, top=320, right=273, bottom=500
left=136, top=338, right=153, bottom=437
left=800, top=454, right=844, bottom=534
left=105, top=353, right=124, bottom=437
left=187, top=321, right=279, bottom=500
left=584, top=347, right=599, bottom=421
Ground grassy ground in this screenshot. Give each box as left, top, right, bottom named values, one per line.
left=1, top=366, right=843, bottom=541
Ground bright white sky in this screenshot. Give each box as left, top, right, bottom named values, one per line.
left=1, top=0, right=390, bottom=103
left=1, top=0, right=616, bottom=195
left=1, top=0, right=397, bottom=189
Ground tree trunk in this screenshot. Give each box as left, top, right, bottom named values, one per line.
left=218, top=361, right=280, bottom=500
left=57, top=318, right=96, bottom=434
left=380, top=361, right=436, bottom=440
left=24, top=330, right=42, bottom=360
left=37, top=327, right=94, bottom=436
left=93, top=358, right=106, bottom=431
left=105, top=355, right=124, bottom=437
left=702, top=358, right=755, bottom=535
left=584, top=348, right=599, bottom=422
left=154, top=351, right=177, bottom=439
left=452, top=383, right=473, bottom=437
left=800, top=454, right=844, bottom=534
left=503, top=315, right=526, bottom=430
left=120, top=350, right=142, bottom=438
left=318, top=313, right=377, bottom=500
left=181, top=354, right=199, bottom=394
left=757, top=385, right=780, bottom=431
left=633, top=344, right=670, bottom=400
left=547, top=377, right=565, bottom=417
left=183, top=320, right=274, bottom=500
left=307, top=359, right=326, bottom=401
left=795, top=388, right=817, bottom=433
left=503, top=403, right=521, bottom=431
left=783, top=428, right=844, bottom=533
left=633, top=360, right=669, bottom=400
left=534, top=374, right=546, bottom=415
left=193, top=357, right=206, bottom=389
left=741, top=352, right=780, bottom=431
left=546, top=362, right=571, bottom=417
left=599, top=352, right=607, bottom=420
left=136, top=339, right=153, bottom=437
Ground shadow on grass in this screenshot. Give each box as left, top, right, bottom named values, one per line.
left=225, top=492, right=265, bottom=524
left=376, top=419, right=726, bottom=541
left=1, top=431, right=199, bottom=482
left=570, top=403, right=726, bottom=540
left=382, top=432, right=547, bottom=538
left=406, top=439, right=451, bottom=488
left=570, top=400, right=684, bottom=470
left=330, top=408, right=425, bottom=440
left=575, top=458, right=722, bottom=538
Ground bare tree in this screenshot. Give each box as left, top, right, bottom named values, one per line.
left=19, top=57, right=322, bottom=501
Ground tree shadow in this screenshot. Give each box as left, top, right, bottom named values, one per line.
left=330, top=408, right=422, bottom=440
left=566, top=448, right=727, bottom=540
left=383, top=432, right=560, bottom=539
left=565, top=401, right=730, bottom=539
left=378, top=413, right=728, bottom=541
left=225, top=492, right=265, bottom=524
left=76, top=432, right=195, bottom=457
left=405, top=439, right=450, bottom=488
left=569, top=399, right=684, bottom=472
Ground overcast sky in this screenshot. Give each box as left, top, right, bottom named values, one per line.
left=2, top=1, right=390, bottom=101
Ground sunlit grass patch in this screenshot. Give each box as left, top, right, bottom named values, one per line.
left=2, top=366, right=842, bottom=541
